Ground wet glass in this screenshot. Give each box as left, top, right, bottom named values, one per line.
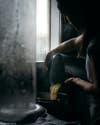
left=0, top=0, right=36, bottom=122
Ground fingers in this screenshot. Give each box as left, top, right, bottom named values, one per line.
left=44, top=53, right=50, bottom=66
left=64, top=77, right=74, bottom=83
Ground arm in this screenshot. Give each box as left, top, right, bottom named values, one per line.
left=45, top=34, right=84, bottom=68
left=64, top=55, right=97, bottom=93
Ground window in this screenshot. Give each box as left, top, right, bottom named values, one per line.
left=36, top=0, right=61, bottom=62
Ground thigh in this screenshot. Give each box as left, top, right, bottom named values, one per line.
left=61, top=54, right=87, bottom=80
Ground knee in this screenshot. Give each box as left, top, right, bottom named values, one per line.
left=52, top=53, right=63, bottom=61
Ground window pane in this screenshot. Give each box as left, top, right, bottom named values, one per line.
left=36, top=0, right=49, bottom=62
left=50, top=0, right=61, bottom=50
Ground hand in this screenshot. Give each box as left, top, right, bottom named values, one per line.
left=44, top=51, right=56, bottom=71
left=64, top=77, right=94, bottom=91
left=64, top=77, right=82, bottom=85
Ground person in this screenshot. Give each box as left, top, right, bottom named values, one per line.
left=61, top=15, right=80, bottom=42
left=45, top=0, right=100, bottom=125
